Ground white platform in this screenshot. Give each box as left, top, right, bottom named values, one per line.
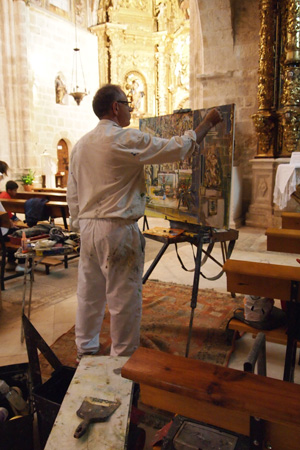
left=45, top=356, right=132, bottom=449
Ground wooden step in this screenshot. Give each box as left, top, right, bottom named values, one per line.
left=281, top=212, right=300, bottom=229
left=265, top=227, right=300, bottom=253
left=35, top=256, right=62, bottom=274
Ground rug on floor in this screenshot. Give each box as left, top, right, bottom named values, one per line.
left=39, top=280, right=243, bottom=377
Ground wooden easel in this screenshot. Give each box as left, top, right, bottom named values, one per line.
left=143, top=221, right=239, bottom=357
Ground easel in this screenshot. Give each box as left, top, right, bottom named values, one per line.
left=142, top=219, right=239, bottom=357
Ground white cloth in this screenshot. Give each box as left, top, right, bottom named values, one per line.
left=68, top=119, right=196, bottom=356
left=67, top=119, right=196, bottom=230
left=75, top=218, right=145, bottom=356
left=273, top=164, right=300, bottom=209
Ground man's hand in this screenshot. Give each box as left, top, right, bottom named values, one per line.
left=194, top=107, right=224, bottom=144
left=204, top=108, right=223, bottom=128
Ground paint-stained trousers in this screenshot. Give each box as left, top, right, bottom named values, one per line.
left=76, top=218, right=145, bottom=356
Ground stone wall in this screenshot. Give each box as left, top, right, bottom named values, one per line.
left=0, top=0, right=99, bottom=188
left=190, top=0, right=261, bottom=220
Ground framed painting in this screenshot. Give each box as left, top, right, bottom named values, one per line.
left=140, top=104, right=235, bottom=229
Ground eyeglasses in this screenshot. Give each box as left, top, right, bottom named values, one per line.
left=117, top=100, right=132, bottom=107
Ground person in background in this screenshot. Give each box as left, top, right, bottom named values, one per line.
left=67, top=83, right=223, bottom=361
left=0, top=180, right=24, bottom=272
left=0, top=180, right=20, bottom=223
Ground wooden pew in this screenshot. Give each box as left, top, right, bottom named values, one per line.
left=16, top=192, right=66, bottom=202
left=223, top=259, right=300, bottom=382
left=265, top=227, right=300, bottom=253
left=281, top=212, right=300, bottom=229
left=121, top=347, right=300, bottom=450
left=0, top=198, right=69, bottom=230
left=33, top=187, right=67, bottom=193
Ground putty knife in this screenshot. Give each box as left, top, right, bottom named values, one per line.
left=74, top=396, right=121, bottom=438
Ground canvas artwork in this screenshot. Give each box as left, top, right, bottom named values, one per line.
left=140, top=104, right=235, bottom=229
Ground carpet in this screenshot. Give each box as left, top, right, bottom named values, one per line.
left=39, top=280, right=243, bottom=376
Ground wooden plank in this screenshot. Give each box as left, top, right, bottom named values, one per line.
left=223, top=259, right=300, bottom=300
left=281, top=212, right=300, bottom=229
left=33, top=188, right=67, bottom=193
left=36, top=257, right=62, bottom=266
left=266, top=227, right=300, bottom=253
left=121, top=348, right=300, bottom=450
left=0, top=211, right=11, bottom=228
left=228, top=318, right=300, bottom=347
left=121, top=347, right=300, bottom=428
left=16, top=192, right=66, bottom=202
left=0, top=198, right=69, bottom=219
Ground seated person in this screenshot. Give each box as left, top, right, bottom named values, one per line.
left=0, top=181, right=24, bottom=271
left=0, top=180, right=20, bottom=222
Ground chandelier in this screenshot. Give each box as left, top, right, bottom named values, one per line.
left=70, top=17, right=87, bottom=106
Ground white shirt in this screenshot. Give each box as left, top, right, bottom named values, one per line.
left=67, top=119, right=196, bottom=230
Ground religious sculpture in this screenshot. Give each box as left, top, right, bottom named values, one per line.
left=55, top=75, right=67, bottom=104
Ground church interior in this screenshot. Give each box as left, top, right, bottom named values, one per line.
left=1, top=0, right=300, bottom=449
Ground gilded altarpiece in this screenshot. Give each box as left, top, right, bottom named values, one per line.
left=91, top=0, right=190, bottom=127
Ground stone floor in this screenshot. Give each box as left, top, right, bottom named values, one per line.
left=0, top=217, right=299, bottom=386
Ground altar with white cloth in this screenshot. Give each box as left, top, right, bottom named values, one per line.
left=273, top=153, right=300, bottom=209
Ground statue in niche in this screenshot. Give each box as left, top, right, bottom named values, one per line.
left=156, top=1, right=167, bottom=30
left=179, top=0, right=190, bottom=19
left=55, top=75, right=67, bottom=104
left=125, top=75, right=145, bottom=118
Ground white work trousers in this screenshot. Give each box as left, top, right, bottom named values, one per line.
left=76, top=218, right=145, bottom=356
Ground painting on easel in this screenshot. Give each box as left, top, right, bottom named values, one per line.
left=140, top=104, right=235, bottom=229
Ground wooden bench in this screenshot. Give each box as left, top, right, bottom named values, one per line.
left=223, top=259, right=300, bottom=381
left=265, top=227, right=300, bottom=253
left=281, top=212, right=300, bottom=229
left=16, top=192, right=66, bottom=202
left=33, top=187, right=67, bottom=193
left=0, top=198, right=69, bottom=230
left=121, top=347, right=300, bottom=450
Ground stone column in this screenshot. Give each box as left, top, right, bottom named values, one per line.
left=0, top=0, right=32, bottom=172
left=90, top=24, right=109, bottom=87
left=252, top=0, right=278, bottom=157
left=277, top=0, right=300, bottom=155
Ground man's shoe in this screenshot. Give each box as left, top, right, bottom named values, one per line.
left=15, top=265, right=25, bottom=273
left=76, top=350, right=99, bottom=364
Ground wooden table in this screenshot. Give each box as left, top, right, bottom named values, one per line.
left=45, top=356, right=132, bottom=450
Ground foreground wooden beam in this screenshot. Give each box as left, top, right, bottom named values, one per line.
left=121, top=347, right=300, bottom=450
